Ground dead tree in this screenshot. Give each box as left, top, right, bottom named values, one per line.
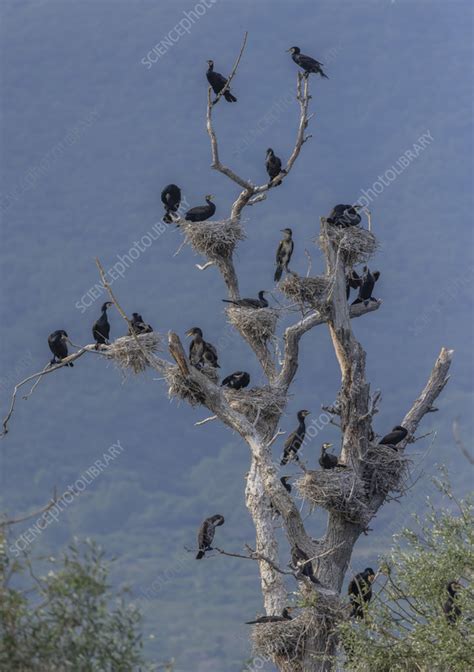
left=1, top=37, right=453, bottom=672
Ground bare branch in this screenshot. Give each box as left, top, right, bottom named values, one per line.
left=195, top=415, right=218, bottom=427
left=211, top=31, right=248, bottom=106
left=1, top=489, right=58, bottom=527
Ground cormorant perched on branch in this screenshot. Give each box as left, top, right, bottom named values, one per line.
left=444, top=581, right=462, bottom=624
left=287, top=46, right=329, bottom=78
left=346, top=269, right=361, bottom=300
left=281, top=410, right=310, bottom=465
left=161, top=184, right=181, bottom=223
left=206, top=60, right=237, bottom=102
left=186, top=327, right=219, bottom=368
left=265, top=148, right=285, bottom=186
left=130, top=313, right=153, bottom=335
left=274, top=228, right=294, bottom=282
left=348, top=568, right=376, bottom=618
left=184, top=195, right=216, bottom=222
left=291, top=545, right=320, bottom=584
left=319, top=443, right=347, bottom=470
left=92, top=302, right=113, bottom=348
left=48, top=330, right=73, bottom=367
left=327, top=204, right=362, bottom=227
left=245, top=608, right=293, bottom=624
left=351, top=266, right=380, bottom=306
left=221, top=371, right=250, bottom=390
left=379, top=425, right=408, bottom=449
left=196, top=514, right=225, bottom=559
left=222, top=291, right=268, bottom=309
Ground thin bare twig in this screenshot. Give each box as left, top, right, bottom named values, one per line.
left=212, top=31, right=248, bottom=106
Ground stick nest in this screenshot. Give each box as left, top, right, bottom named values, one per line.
left=279, top=273, right=330, bottom=310
left=181, top=219, right=245, bottom=260
left=362, top=444, right=412, bottom=499
left=320, top=225, right=378, bottom=265
left=296, top=468, right=370, bottom=524
left=225, top=306, right=278, bottom=345
left=106, top=333, right=161, bottom=374
left=224, top=385, right=287, bottom=424
left=165, top=364, right=218, bottom=406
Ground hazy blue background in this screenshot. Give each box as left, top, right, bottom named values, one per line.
left=1, top=0, right=472, bottom=669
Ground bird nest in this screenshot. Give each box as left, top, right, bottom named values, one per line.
left=224, top=385, right=287, bottom=424
left=106, top=333, right=161, bottom=374
left=225, top=306, right=278, bottom=345
left=279, top=274, right=330, bottom=310
left=181, top=219, right=245, bottom=260
left=296, top=469, right=370, bottom=524
left=165, top=364, right=219, bottom=406
left=320, top=225, right=378, bottom=266
left=362, top=444, right=412, bottom=499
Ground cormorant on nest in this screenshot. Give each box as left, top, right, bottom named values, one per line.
left=186, top=327, right=219, bottom=368
left=92, top=301, right=113, bottom=348
left=291, top=544, right=320, bottom=584
left=274, top=228, right=294, bottom=282
left=221, top=371, right=250, bottom=390
left=444, top=581, right=462, bottom=625
left=223, top=291, right=268, bottom=309
left=206, top=60, right=237, bottom=102
left=129, top=313, right=153, bottom=335
left=348, top=567, right=376, bottom=618
left=195, top=514, right=225, bottom=559
left=319, top=442, right=347, bottom=470
left=184, top=195, right=216, bottom=222
left=378, top=425, right=408, bottom=450
left=161, top=184, right=181, bottom=223
left=245, top=607, right=293, bottom=624
left=280, top=410, right=310, bottom=465
left=48, top=330, right=73, bottom=367
left=327, top=204, right=362, bottom=227
left=265, top=148, right=285, bottom=186
left=351, top=266, right=380, bottom=306
left=287, top=46, right=329, bottom=78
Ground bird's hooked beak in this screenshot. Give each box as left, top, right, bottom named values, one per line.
left=286, top=48, right=292, bottom=52
left=185, top=330, right=193, bottom=338
left=303, top=410, right=311, bottom=417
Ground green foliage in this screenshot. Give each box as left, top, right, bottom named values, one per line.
left=339, top=474, right=474, bottom=671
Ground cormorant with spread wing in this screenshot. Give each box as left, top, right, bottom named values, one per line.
left=161, top=184, right=181, bottom=223
left=444, top=581, right=462, bottom=624
left=327, top=204, right=362, bottom=227
left=184, top=195, right=216, bottom=222
left=319, top=443, right=347, bottom=470
left=378, top=425, right=408, bottom=449
left=186, top=327, right=219, bottom=368
left=266, top=148, right=285, bottom=186
left=274, top=228, right=294, bottom=282
left=206, top=60, right=237, bottom=102
left=349, top=568, right=376, bottom=618
left=291, top=544, right=320, bottom=584
left=281, top=410, right=310, bottom=465
left=351, top=266, right=380, bottom=306
left=221, top=371, right=250, bottom=390
left=287, top=46, right=328, bottom=78
left=196, top=514, right=225, bottom=559
left=246, top=608, right=293, bottom=624
left=92, top=302, right=113, bottom=348
left=48, top=330, right=73, bottom=367
left=130, top=313, right=153, bottom=335
left=222, top=291, right=268, bottom=309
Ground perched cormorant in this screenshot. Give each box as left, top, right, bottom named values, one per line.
left=379, top=425, right=408, bottom=449
left=287, top=47, right=329, bottom=78
left=92, top=302, right=113, bottom=348
left=48, top=330, right=73, bottom=367
left=221, top=371, right=250, bottom=390
left=184, top=195, right=216, bottom=222
left=206, top=60, right=237, bottom=102
left=346, top=269, right=361, bottom=300
left=444, top=581, right=462, bottom=625
left=130, top=313, right=153, bottom=335
left=280, top=410, right=311, bottom=465
left=327, top=204, right=362, bottom=227
left=274, top=228, right=294, bottom=282
left=245, top=608, right=293, bottom=624
left=196, top=514, right=225, bottom=559
left=291, top=545, right=320, bottom=584
left=348, top=568, right=376, bottom=618
left=265, top=148, right=285, bottom=186
left=186, top=327, right=219, bottom=368
left=319, top=443, right=346, bottom=470
left=351, top=266, right=380, bottom=306
left=280, top=476, right=292, bottom=493
left=222, top=291, right=268, bottom=309
left=161, top=184, right=181, bottom=223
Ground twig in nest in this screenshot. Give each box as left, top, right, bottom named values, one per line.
left=195, top=415, right=218, bottom=426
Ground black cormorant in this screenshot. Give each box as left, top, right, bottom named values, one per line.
left=291, top=544, right=320, bottom=584
left=222, top=291, right=269, bottom=309
left=206, top=60, right=237, bottom=102
left=346, top=269, right=361, bottom=300
left=184, top=195, right=216, bottom=222
left=287, top=47, right=329, bottom=78
left=379, top=425, right=408, bottom=449
left=196, top=514, right=225, bottom=559
left=266, top=148, right=285, bottom=186
left=186, top=327, right=219, bottom=368
left=274, top=229, right=294, bottom=282
left=48, top=330, right=73, bottom=367
left=245, top=608, right=293, bottom=624
left=327, top=204, right=362, bottom=227
left=444, top=581, right=462, bottom=625
left=281, top=410, right=310, bottom=465
left=351, top=266, right=380, bottom=306
left=319, top=443, right=346, bottom=470
left=348, top=568, right=376, bottom=618
left=161, top=184, right=181, bottom=223
left=130, top=313, right=153, bottom=335
left=92, top=302, right=113, bottom=348
left=221, top=371, right=250, bottom=390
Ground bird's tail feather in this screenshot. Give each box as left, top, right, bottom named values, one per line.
left=196, top=550, right=205, bottom=560
left=321, top=71, right=329, bottom=79
left=274, top=266, right=282, bottom=282
left=224, top=91, right=237, bottom=102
